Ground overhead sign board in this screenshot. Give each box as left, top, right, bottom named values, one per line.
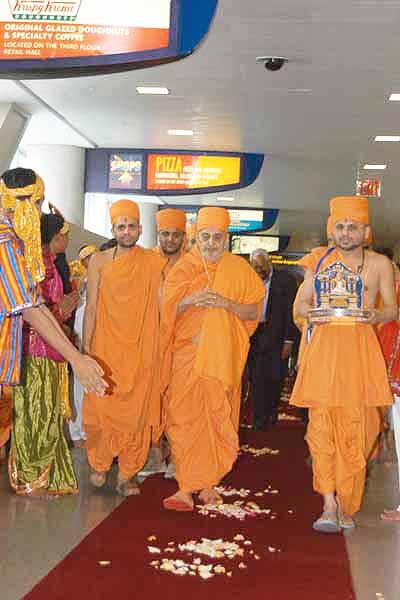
left=356, top=179, right=382, bottom=198
left=0, top=0, right=219, bottom=77
left=270, top=253, right=304, bottom=266
left=147, top=154, right=241, bottom=192
left=108, top=152, right=143, bottom=190
left=1, top=1, right=170, bottom=59
left=231, top=235, right=279, bottom=255
left=85, top=148, right=264, bottom=196
left=228, top=209, right=264, bottom=232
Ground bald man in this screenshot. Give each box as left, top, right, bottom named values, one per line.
left=248, top=249, right=298, bottom=430
left=161, top=207, right=265, bottom=511
left=83, top=200, right=165, bottom=496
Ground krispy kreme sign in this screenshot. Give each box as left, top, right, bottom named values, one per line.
left=8, top=1, right=82, bottom=21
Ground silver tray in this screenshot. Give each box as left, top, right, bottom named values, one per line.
left=308, top=307, right=373, bottom=323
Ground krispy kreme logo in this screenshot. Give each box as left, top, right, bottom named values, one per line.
left=8, top=0, right=82, bottom=21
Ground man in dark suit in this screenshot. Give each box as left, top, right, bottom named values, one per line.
left=247, top=249, right=298, bottom=430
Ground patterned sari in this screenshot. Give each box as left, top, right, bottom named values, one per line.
left=9, top=247, right=77, bottom=495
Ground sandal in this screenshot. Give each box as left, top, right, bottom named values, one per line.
left=337, top=500, right=356, bottom=529
left=381, top=507, right=400, bottom=521
left=163, top=494, right=194, bottom=512
left=337, top=508, right=356, bottom=529
left=313, top=510, right=341, bottom=533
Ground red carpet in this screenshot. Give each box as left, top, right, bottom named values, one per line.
left=24, top=420, right=355, bottom=600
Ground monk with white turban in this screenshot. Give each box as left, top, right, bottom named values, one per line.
left=291, top=196, right=396, bottom=531
left=161, top=207, right=265, bottom=511
left=83, top=200, right=165, bottom=496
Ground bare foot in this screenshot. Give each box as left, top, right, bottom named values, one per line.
left=116, top=476, right=140, bottom=497
left=163, top=490, right=194, bottom=511
left=198, top=488, right=223, bottom=506
left=90, top=470, right=107, bottom=488
left=381, top=507, right=400, bottom=521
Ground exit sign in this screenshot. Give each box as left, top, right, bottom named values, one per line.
left=356, top=179, right=382, bottom=197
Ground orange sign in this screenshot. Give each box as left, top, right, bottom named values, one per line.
left=0, top=1, right=170, bottom=59
left=356, top=179, right=382, bottom=197
left=147, top=154, right=241, bottom=191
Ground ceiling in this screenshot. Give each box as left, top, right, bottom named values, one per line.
left=2, top=0, right=400, bottom=243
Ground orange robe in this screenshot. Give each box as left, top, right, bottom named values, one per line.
left=161, top=247, right=265, bottom=492
left=151, top=246, right=182, bottom=445
left=83, top=246, right=165, bottom=480
left=290, top=248, right=392, bottom=515
left=0, top=386, right=12, bottom=449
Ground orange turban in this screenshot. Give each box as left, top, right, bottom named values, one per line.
left=196, top=207, right=230, bottom=232
left=156, top=208, right=186, bottom=232
left=330, top=196, right=369, bottom=225
left=109, top=199, right=140, bottom=224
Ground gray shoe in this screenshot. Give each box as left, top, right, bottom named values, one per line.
left=164, top=460, right=176, bottom=480
left=313, top=510, right=341, bottom=533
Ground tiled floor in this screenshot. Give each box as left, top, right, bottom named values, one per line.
left=0, top=448, right=123, bottom=600
left=345, top=462, right=400, bottom=600
left=1, top=448, right=400, bottom=599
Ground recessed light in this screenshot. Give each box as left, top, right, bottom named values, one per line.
left=167, top=129, right=194, bottom=136
left=136, top=86, right=170, bottom=95
left=216, top=197, right=235, bottom=202
left=389, top=93, right=400, bottom=101
left=363, top=164, right=387, bottom=170
left=374, top=135, right=400, bottom=142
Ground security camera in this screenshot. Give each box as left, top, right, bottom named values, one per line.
left=256, top=56, right=288, bottom=71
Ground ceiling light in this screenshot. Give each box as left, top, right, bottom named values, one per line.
left=167, top=129, right=194, bottom=136
left=374, top=135, right=400, bottom=142
left=363, top=164, right=387, bottom=170
left=216, top=197, right=235, bottom=202
left=136, top=86, right=170, bottom=95
left=389, top=93, right=400, bottom=101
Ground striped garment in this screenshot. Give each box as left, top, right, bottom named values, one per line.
left=0, top=220, right=39, bottom=385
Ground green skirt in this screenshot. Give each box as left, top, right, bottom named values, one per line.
left=9, top=356, right=78, bottom=495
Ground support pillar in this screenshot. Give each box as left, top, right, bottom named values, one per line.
left=24, top=144, right=85, bottom=226
left=0, top=103, right=30, bottom=174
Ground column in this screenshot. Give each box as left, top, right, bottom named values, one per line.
left=24, top=144, right=85, bottom=226
left=137, top=201, right=158, bottom=248
left=0, top=103, right=30, bottom=174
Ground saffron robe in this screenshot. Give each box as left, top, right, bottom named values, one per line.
left=161, top=247, right=265, bottom=492
left=151, top=246, right=181, bottom=444
left=84, top=246, right=164, bottom=480
left=291, top=248, right=392, bottom=514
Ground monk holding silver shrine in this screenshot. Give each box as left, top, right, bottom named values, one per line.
left=291, top=195, right=396, bottom=532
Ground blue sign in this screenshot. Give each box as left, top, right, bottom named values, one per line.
left=85, top=148, right=264, bottom=196
left=108, top=153, right=143, bottom=191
